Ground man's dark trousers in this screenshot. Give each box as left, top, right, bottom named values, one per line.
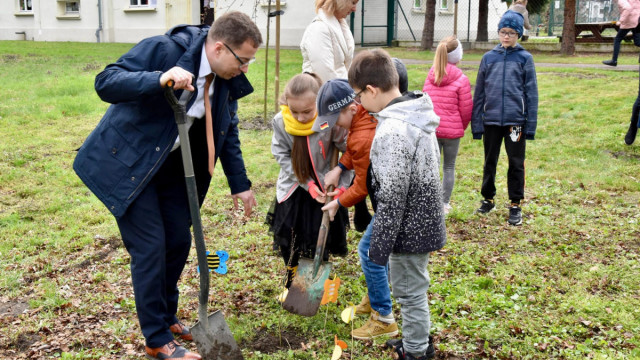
left=481, top=124, right=526, bottom=203
left=116, top=149, right=192, bottom=348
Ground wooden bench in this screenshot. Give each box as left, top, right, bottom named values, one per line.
left=572, top=22, right=634, bottom=43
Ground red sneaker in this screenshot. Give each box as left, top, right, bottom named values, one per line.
left=169, top=322, right=193, bottom=341
left=145, top=340, right=201, bottom=360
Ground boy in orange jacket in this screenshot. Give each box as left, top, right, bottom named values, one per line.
left=312, top=78, right=400, bottom=340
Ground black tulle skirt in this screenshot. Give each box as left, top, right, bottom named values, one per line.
left=266, top=187, right=349, bottom=267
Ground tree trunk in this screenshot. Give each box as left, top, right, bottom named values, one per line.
left=561, top=0, right=576, bottom=55
left=477, top=0, right=489, bottom=42
left=420, top=0, right=437, bottom=50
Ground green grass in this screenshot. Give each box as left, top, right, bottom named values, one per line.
left=388, top=44, right=640, bottom=66
left=1, top=40, right=640, bottom=359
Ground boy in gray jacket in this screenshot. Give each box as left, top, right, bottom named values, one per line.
left=348, top=48, right=446, bottom=360
left=472, top=10, right=538, bottom=226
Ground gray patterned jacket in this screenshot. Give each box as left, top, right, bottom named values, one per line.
left=271, top=111, right=352, bottom=203
left=368, top=93, right=447, bottom=265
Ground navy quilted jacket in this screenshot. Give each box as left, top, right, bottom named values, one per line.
left=73, top=25, right=254, bottom=218
left=471, top=44, right=538, bottom=139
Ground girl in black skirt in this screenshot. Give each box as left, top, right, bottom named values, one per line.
left=266, top=73, right=352, bottom=288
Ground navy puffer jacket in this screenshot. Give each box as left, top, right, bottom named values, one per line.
left=74, top=25, right=254, bottom=218
left=471, top=44, right=538, bottom=139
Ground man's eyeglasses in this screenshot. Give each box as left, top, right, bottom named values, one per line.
left=498, top=30, right=518, bottom=38
left=354, top=88, right=367, bottom=104
left=223, top=43, right=256, bottom=69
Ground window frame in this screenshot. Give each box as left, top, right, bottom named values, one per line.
left=65, top=1, right=80, bottom=14
left=130, top=0, right=150, bottom=7
left=18, top=0, right=33, bottom=12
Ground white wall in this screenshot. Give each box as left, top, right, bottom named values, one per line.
left=0, top=0, right=507, bottom=45
left=214, top=0, right=318, bottom=49
left=0, top=0, right=199, bottom=43
left=215, top=0, right=508, bottom=47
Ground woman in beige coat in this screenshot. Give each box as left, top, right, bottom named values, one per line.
left=300, top=0, right=359, bottom=82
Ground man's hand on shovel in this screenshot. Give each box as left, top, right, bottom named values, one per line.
left=160, top=66, right=195, bottom=91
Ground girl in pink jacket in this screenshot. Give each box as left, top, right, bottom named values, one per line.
left=423, top=36, right=473, bottom=214
left=602, top=0, right=640, bottom=66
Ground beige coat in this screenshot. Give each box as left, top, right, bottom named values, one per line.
left=300, top=9, right=355, bottom=82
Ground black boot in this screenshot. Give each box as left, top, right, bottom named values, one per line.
left=602, top=59, right=617, bottom=66
left=625, top=121, right=638, bottom=145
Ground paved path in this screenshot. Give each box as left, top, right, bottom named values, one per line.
left=400, top=58, right=639, bottom=71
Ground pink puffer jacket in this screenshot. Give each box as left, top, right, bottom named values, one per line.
left=423, top=63, right=473, bottom=139
left=618, top=0, right=640, bottom=29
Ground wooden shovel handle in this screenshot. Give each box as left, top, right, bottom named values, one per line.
left=312, top=148, right=340, bottom=277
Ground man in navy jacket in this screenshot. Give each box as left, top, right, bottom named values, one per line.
left=73, top=11, right=262, bottom=359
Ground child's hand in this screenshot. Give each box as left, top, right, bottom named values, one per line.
left=307, top=181, right=326, bottom=202
left=324, top=166, right=343, bottom=189
left=326, top=187, right=346, bottom=199
left=321, top=199, right=340, bottom=221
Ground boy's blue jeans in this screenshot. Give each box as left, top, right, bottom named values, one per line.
left=390, top=252, right=432, bottom=357
left=358, top=215, right=393, bottom=317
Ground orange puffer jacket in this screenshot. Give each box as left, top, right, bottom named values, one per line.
left=338, top=105, right=377, bottom=208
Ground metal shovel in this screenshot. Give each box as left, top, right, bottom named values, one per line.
left=164, top=81, right=244, bottom=360
left=282, top=150, right=339, bottom=317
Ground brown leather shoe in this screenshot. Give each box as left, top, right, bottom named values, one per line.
left=145, top=340, right=201, bottom=360
left=170, top=322, right=193, bottom=341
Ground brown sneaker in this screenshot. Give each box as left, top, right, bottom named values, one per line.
left=170, top=322, right=193, bottom=341
left=145, top=340, right=201, bottom=359
left=354, top=294, right=372, bottom=315
left=351, top=311, right=398, bottom=340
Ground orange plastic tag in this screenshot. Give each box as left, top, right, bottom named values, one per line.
left=321, top=276, right=341, bottom=305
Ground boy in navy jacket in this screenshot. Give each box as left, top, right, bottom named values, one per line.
left=471, top=10, right=538, bottom=226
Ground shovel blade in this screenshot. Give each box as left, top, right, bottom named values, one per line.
left=282, top=258, right=332, bottom=317
left=191, top=310, right=244, bottom=360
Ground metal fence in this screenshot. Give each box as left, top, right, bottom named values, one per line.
left=216, top=0, right=624, bottom=47
left=388, top=0, right=508, bottom=44
left=387, top=0, right=623, bottom=43
left=530, top=0, right=621, bottom=37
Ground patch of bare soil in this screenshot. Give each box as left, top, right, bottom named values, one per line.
left=22, top=235, right=122, bottom=285
left=608, top=150, right=640, bottom=160
left=8, top=332, right=40, bottom=352
left=241, top=328, right=307, bottom=353
left=239, top=117, right=271, bottom=131
left=1, top=54, right=20, bottom=63
left=0, top=300, right=29, bottom=318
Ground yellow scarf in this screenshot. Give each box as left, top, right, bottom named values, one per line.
left=281, top=105, right=316, bottom=136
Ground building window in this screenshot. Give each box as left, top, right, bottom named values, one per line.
left=125, top=0, right=157, bottom=11
left=65, top=1, right=79, bottom=13
left=130, top=0, right=149, bottom=6
left=56, top=0, right=80, bottom=19
left=440, top=0, right=449, bottom=9
left=19, top=0, right=32, bottom=11
left=413, top=0, right=421, bottom=9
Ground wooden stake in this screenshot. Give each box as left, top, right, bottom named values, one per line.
left=274, top=0, right=281, bottom=113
